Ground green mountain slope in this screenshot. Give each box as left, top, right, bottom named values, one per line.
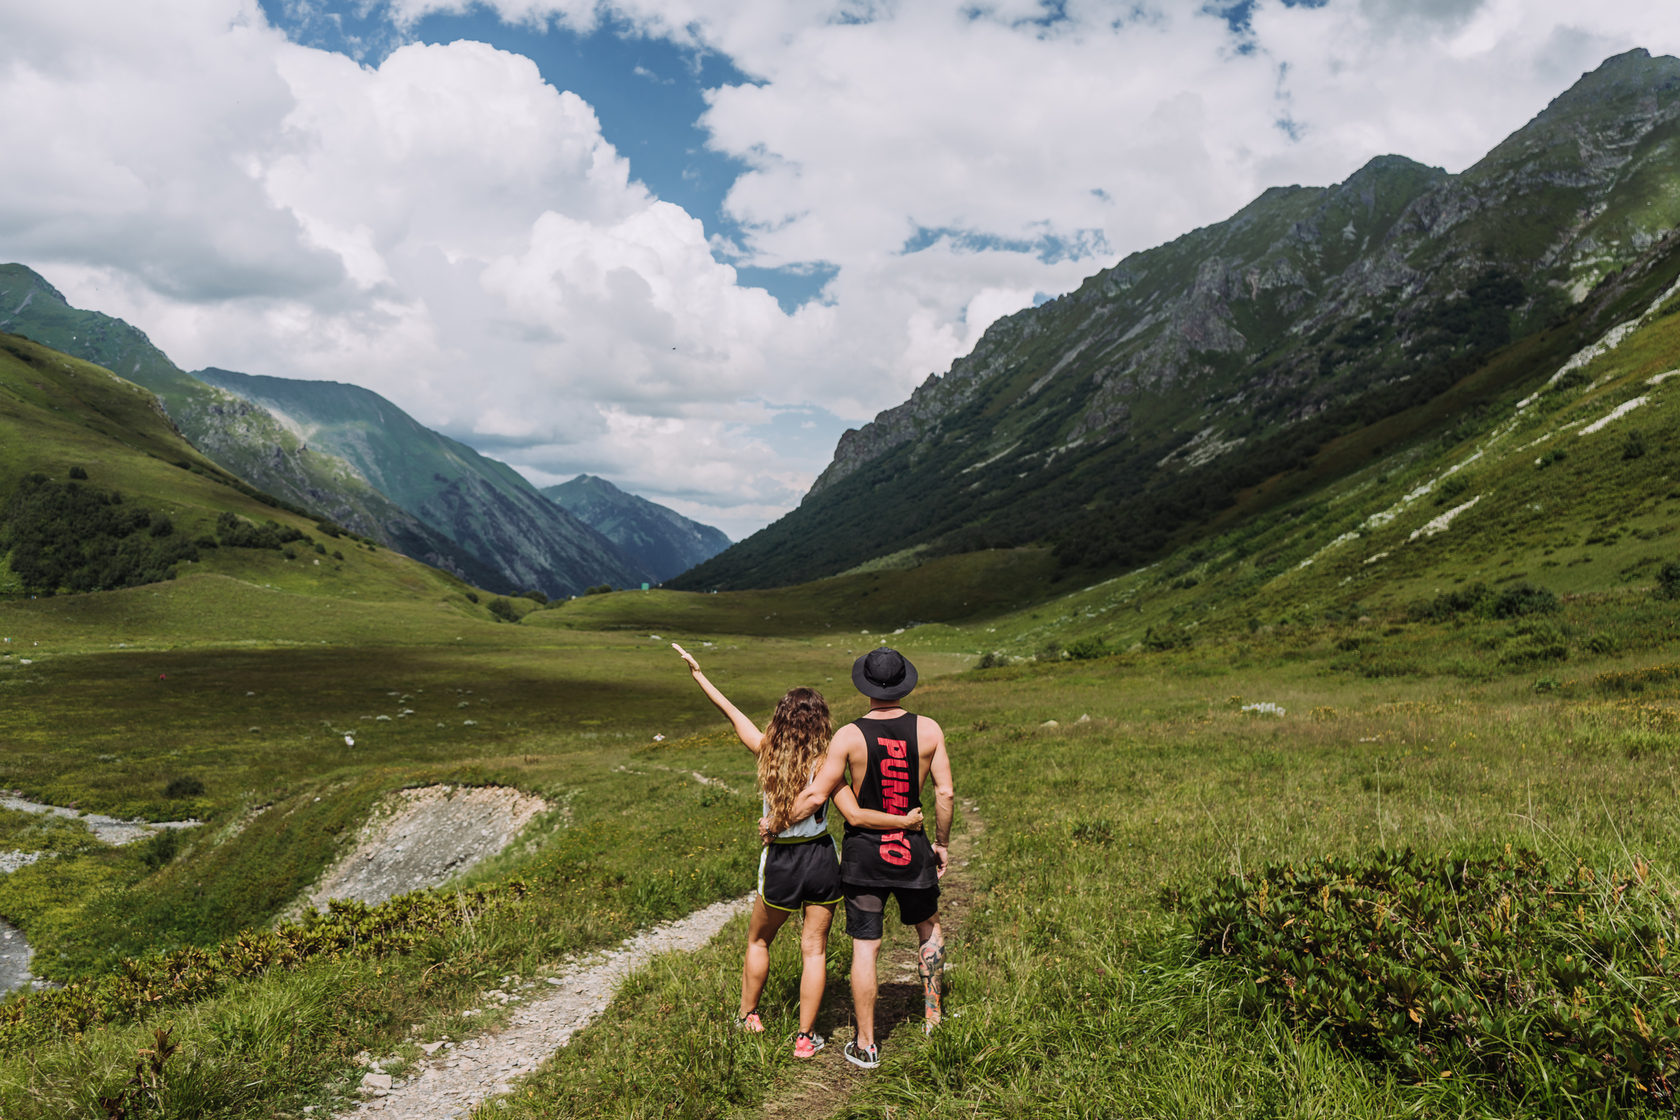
left=0, top=331, right=491, bottom=612
left=192, top=368, right=647, bottom=595
left=0, top=265, right=642, bottom=597
left=542, top=474, right=729, bottom=583
left=676, top=48, right=1680, bottom=591
left=0, top=265, right=503, bottom=585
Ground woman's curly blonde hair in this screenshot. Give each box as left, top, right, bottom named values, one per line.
left=759, top=687, right=832, bottom=834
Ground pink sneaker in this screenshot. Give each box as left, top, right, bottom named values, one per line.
left=794, top=1031, right=825, bottom=1058
left=737, top=1010, right=764, bottom=1033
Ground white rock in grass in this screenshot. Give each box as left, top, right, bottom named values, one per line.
left=1409, top=495, right=1481, bottom=541
left=1578, top=396, right=1648, bottom=436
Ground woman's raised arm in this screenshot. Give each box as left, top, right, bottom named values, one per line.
left=672, top=643, right=763, bottom=753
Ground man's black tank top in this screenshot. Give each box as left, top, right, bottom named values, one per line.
left=840, top=711, right=937, bottom=889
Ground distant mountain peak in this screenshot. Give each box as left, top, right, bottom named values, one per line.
left=544, top=475, right=729, bottom=583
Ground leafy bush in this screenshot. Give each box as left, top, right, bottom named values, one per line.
left=1407, top=582, right=1558, bottom=623
left=138, top=829, right=180, bottom=872
left=1186, top=848, right=1680, bottom=1111
left=0, top=883, right=525, bottom=1053
left=1658, top=562, right=1680, bottom=602
left=1065, top=635, right=1115, bottom=660
left=164, top=776, right=205, bottom=799
left=486, top=597, right=520, bottom=623
left=519, top=589, right=549, bottom=605
left=1595, top=664, right=1680, bottom=696
left=583, top=584, right=614, bottom=596
left=0, top=474, right=199, bottom=595
left=1433, top=474, right=1470, bottom=506
left=67, top=466, right=87, bottom=480
left=1624, top=430, right=1648, bottom=460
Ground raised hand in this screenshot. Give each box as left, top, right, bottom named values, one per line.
left=671, top=642, right=700, bottom=673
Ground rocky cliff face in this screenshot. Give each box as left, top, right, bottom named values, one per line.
left=680, top=48, right=1680, bottom=590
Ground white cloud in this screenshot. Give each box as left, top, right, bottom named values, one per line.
left=4, top=0, right=1680, bottom=536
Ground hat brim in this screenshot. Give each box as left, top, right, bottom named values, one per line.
left=851, top=652, right=918, bottom=701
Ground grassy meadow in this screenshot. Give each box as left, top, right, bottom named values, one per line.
left=1, top=562, right=1677, bottom=1117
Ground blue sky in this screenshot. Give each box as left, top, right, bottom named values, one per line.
left=4, top=1, right=1678, bottom=537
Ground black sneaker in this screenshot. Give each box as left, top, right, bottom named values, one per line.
left=843, top=1040, right=880, bottom=1069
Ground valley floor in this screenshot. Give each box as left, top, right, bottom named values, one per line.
left=0, top=584, right=1676, bottom=1118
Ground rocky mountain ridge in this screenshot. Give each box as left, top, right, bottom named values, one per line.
left=677, top=48, right=1680, bottom=590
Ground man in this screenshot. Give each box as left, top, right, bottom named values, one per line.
left=789, top=646, right=955, bottom=1069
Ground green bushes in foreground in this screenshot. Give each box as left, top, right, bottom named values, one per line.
left=0, top=883, right=523, bottom=1054
left=1186, top=848, right=1680, bottom=1112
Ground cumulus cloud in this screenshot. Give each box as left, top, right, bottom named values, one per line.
left=4, top=0, right=1679, bottom=536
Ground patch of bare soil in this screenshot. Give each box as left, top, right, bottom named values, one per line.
left=756, top=799, right=985, bottom=1120
left=293, top=785, right=547, bottom=916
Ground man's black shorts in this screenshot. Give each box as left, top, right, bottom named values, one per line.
left=758, top=835, right=842, bottom=912
left=843, top=883, right=940, bottom=940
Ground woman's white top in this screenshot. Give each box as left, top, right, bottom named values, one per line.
left=765, top=763, right=827, bottom=840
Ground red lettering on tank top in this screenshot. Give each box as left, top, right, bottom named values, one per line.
left=874, top=737, right=914, bottom=864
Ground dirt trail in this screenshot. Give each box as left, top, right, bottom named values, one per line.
left=347, top=895, right=753, bottom=1119
left=756, top=799, right=985, bottom=1120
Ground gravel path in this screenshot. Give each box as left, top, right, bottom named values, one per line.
left=347, top=894, right=752, bottom=1119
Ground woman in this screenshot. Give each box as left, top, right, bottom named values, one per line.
left=673, top=643, right=922, bottom=1058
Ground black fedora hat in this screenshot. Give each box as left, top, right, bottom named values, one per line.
left=852, top=647, right=918, bottom=701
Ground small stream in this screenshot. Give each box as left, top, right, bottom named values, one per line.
left=0, top=794, right=200, bottom=846
left=0, top=917, right=36, bottom=995
left=0, top=797, right=201, bottom=995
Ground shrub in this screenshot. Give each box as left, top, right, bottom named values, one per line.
left=486, top=597, right=520, bottom=623
left=138, top=829, right=179, bottom=871
left=1433, top=473, right=1470, bottom=506
left=584, top=584, right=614, bottom=596
left=976, top=651, right=1009, bottom=669
left=148, top=516, right=173, bottom=538
left=464, top=591, right=479, bottom=604
left=1186, top=847, right=1680, bottom=1111
left=67, top=466, right=87, bottom=480
left=1623, top=430, right=1647, bottom=460
left=1065, top=635, right=1114, bottom=660
left=0, top=883, right=525, bottom=1052
left=1488, top=582, right=1559, bottom=618
left=332, top=550, right=344, bottom=561
left=0, top=474, right=198, bottom=595
left=1657, top=562, right=1680, bottom=601
left=519, top=589, right=549, bottom=605
left=164, top=776, right=205, bottom=799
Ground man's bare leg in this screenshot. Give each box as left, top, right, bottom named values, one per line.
left=915, top=916, right=944, bottom=1027
left=850, top=936, right=883, bottom=1048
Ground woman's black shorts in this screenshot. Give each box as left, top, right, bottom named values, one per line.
left=758, top=834, right=842, bottom=912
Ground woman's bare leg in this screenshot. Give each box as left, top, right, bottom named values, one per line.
left=797, top=902, right=836, bottom=1034
left=741, top=895, right=789, bottom=1018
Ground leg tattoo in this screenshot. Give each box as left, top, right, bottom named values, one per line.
left=918, top=936, right=945, bottom=1025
